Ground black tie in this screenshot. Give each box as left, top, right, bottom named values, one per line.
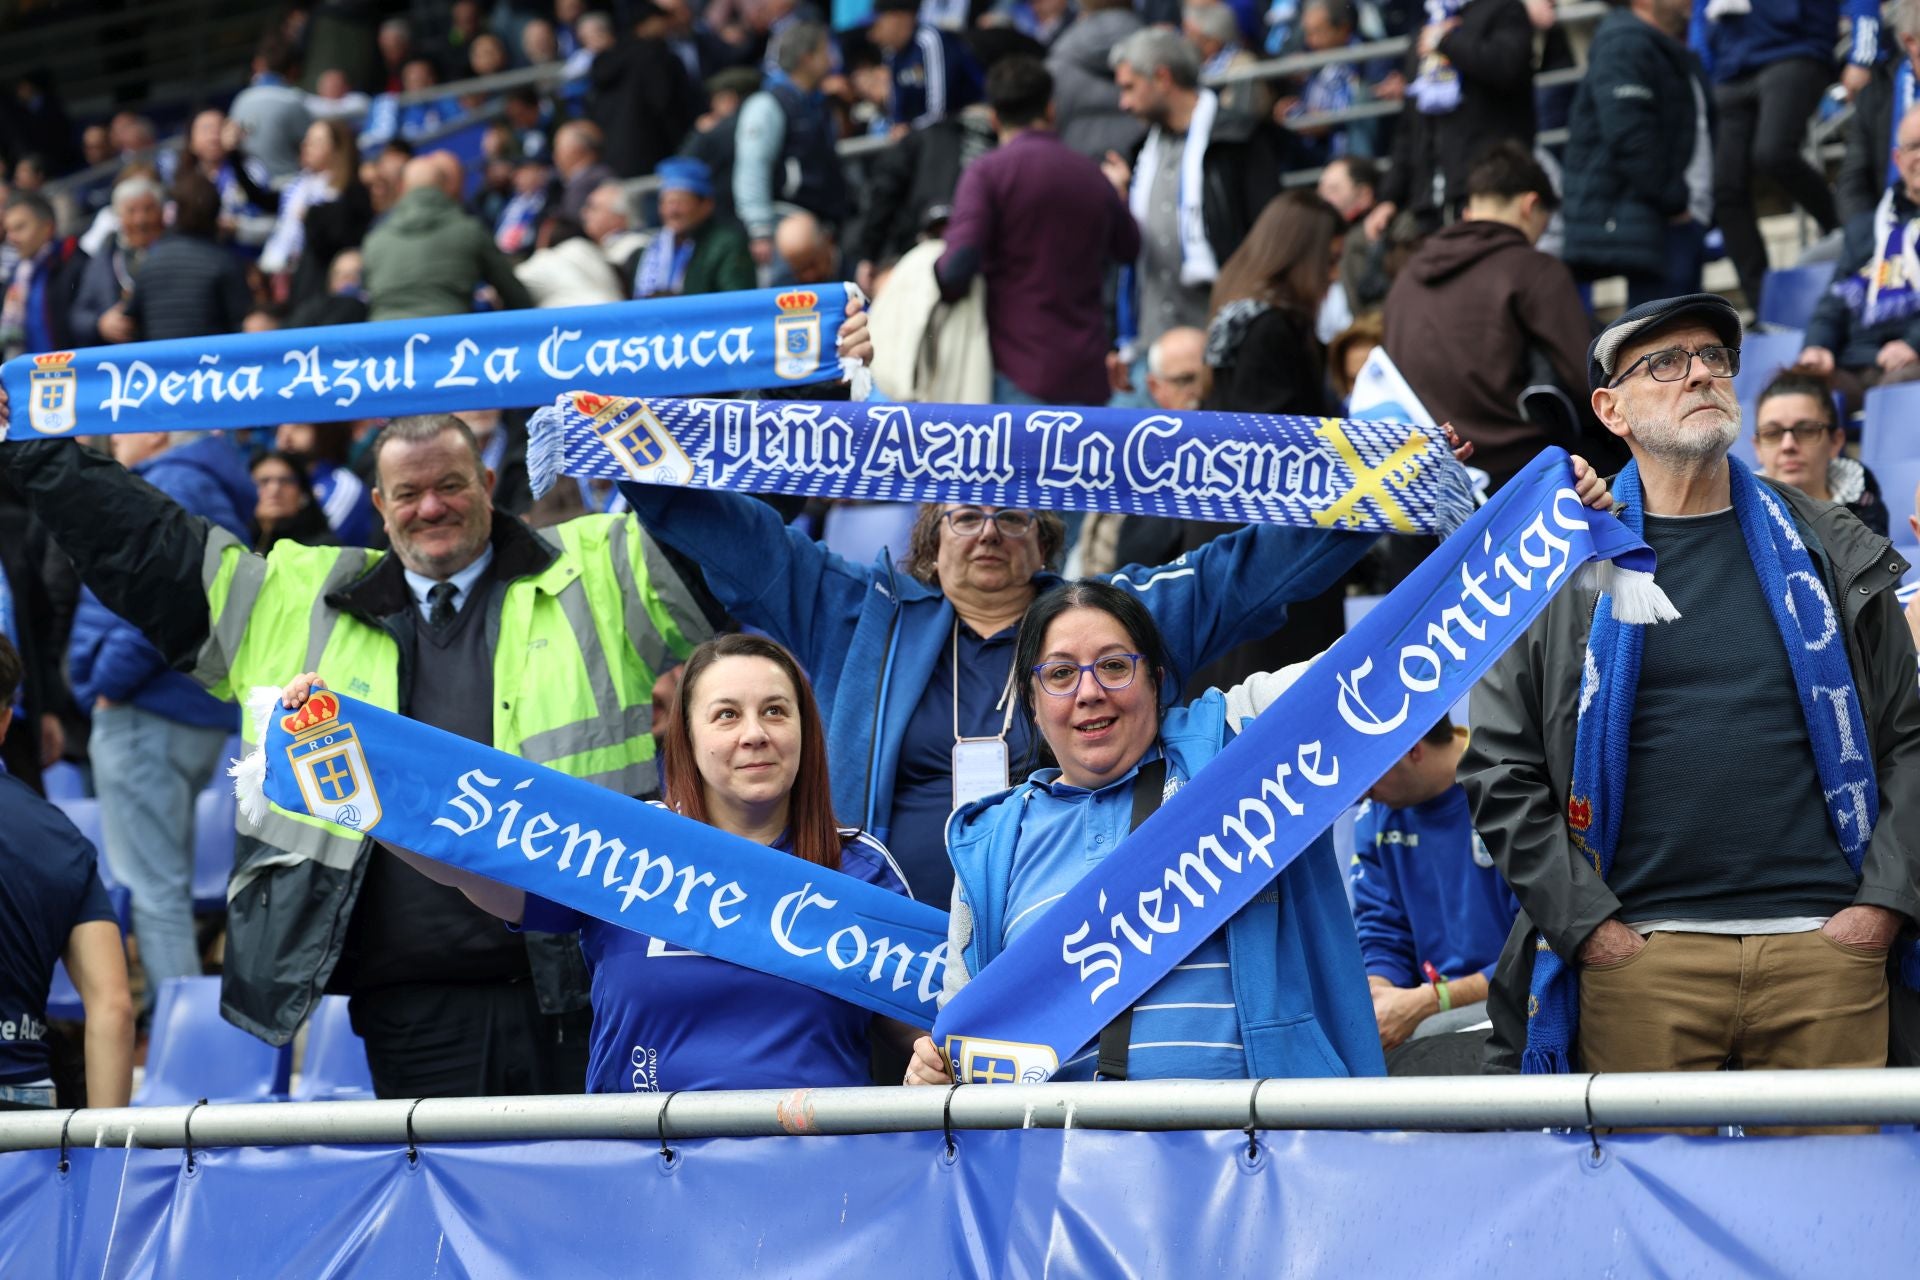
left=426, top=582, right=458, bottom=628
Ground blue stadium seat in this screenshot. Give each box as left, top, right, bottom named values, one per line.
left=52, top=796, right=131, bottom=928
left=46, top=961, right=83, bottom=1022
left=1861, top=380, right=1920, bottom=469
left=292, top=996, right=375, bottom=1102
left=134, top=976, right=291, bottom=1106
left=40, top=761, right=86, bottom=801
left=192, top=786, right=236, bottom=915
left=1731, top=329, right=1806, bottom=471
left=1758, top=263, right=1836, bottom=332
left=821, top=502, right=918, bottom=569
left=1872, top=455, right=1920, bottom=540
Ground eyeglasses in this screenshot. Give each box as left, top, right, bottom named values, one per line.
left=1608, top=344, right=1739, bottom=388
left=1031, top=653, right=1145, bottom=696
left=1754, top=421, right=1834, bottom=446
left=944, top=508, right=1035, bottom=538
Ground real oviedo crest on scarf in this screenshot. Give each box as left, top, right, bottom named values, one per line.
left=26, top=350, right=77, bottom=436
left=774, top=289, right=823, bottom=381
left=565, top=391, right=696, bottom=486
left=283, top=691, right=383, bottom=832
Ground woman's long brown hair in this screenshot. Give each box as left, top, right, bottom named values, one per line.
left=1208, top=189, right=1343, bottom=320
left=659, top=633, right=843, bottom=870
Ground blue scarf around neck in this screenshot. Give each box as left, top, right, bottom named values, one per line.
left=1524, top=459, right=1917, bottom=1074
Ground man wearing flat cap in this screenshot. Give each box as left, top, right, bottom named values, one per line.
left=1464, top=292, right=1920, bottom=1084
left=627, top=156, right=755, bottom=298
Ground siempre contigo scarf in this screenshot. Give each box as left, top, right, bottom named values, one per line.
left=0, top=284, right=861, bottom=440
left=527, top=392, right=1483, bottom=538
left=230, top=687, right=951, bottom=1026
left=935, top=451, right=1675, bottom=1084
left=1523, top=460, right=1920, bottom=1075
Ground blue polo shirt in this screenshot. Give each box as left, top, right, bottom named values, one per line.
left=1002, top=752, right=1244, bottom=1080
left=0, top=767, right=118, bottom=1085
left=1350, top=784, right=1518, bottom=987
left=520, top=829, right=914, bottom=1094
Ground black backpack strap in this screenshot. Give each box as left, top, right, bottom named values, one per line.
left=1094, top=756, right=1168, bottom=1082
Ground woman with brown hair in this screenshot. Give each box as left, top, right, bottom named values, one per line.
left=1204, top=190, right=1347, bottom=416
left=258, top=118, right=373, bottom=310
left=276, top=633, right=917, bottom=1093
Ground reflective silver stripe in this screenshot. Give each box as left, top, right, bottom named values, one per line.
left=554, top=574, right=623, bottom=720
left=519, top=704, right=655, bottom=762
left=226, top=812, right=366, bottom=898
left=606, top=519, right=674, bottom=676
left=636, top=521, right=715, bottom=651
left=573, top=758, right=659, bottom=797
left=304, top=549, right=373, bottom=672
left=194, top=529, right=266, bottom=691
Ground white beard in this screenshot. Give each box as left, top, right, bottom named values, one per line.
left=1626, top=395, right=1741, bottom=465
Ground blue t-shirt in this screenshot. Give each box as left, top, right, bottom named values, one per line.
left=1349, top=782, right=1518, bottom=987
left=1003, top=753, right=1245, bottom=1081
left=0, top=770, right=117, bottom=1085
left=520, top=827, right=914, bottom=1094
left=888, top=621, right=1036, bottom=911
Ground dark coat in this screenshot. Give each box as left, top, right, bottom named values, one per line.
left=1125, top=106, right=1290, bottom=274
left=288, top=181, right=374, bottom=314
left=1560, top=9, right=1713, bottom=280
left=588, top=38, right=699, bottom=178
left=68, top=241, right=139, bottom=347
left=124, top=235, right=254, bottom=342
left=1839, top=59, right=1902, bottom=225
left=1804, top=191, right=1920, bottom=370
left=1464, top=480, right=1920, bottom=1070
left=851, top=111, right=997, bottom=270
left=1377, top=0, right=1536, bottom=220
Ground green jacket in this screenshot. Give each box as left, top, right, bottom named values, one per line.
left=362, top=185, right=535, bottom=321
left=625, top=218, right=758, bottom=298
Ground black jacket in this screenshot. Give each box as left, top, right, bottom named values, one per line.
left=1125, top=105, right=1288, bottom=274
left=1805, top=191, right=1920, bottom=369
left=1561, top=9, right=1712, bottom=280
left=125, top=234, right=253, bottom=342
left=1839, top=58, right=1900, bottom=225
left=588, top=38, right=699, bottom=179
left=1465, top=480, right=1920, bottom=1070
left=851, top=110, right=997, bottom=270
left=1378, top=0, right=1536, bottom=220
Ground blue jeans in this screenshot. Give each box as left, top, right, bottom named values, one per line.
left=88, top=704, right=230, bottom=1008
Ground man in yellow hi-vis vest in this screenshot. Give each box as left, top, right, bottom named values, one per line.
left=0, top=413, right=715, bottom=1097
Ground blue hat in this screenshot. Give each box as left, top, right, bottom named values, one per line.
left=656, top=157, right=713, bottom=199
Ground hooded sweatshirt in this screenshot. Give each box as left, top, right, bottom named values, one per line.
left=1382, top=218, right=1595, bottom=487
left=362, top=185, right=535, bottom=322
left=1047, top=7, right=1148, bottom=161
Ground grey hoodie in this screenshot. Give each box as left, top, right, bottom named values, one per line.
left=1048, top=8, right=1148, bottom=161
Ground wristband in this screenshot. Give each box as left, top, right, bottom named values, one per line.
left=1434, top=976, right=1451, bottom=1013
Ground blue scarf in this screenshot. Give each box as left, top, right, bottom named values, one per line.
left=527, top=393, right=1479, bottom=537
left=936, top=451, right=1671, bottom=1082
left=1524, top=461, right=1917, bottom=1074
left=235, top=687, right=951, bottom=1026
left=0, top=284, right=857, bottom=440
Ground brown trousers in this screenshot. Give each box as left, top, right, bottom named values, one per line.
left=1578, top=930, right=1889, bottom=1134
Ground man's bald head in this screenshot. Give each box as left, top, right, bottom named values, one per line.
left=775, top=211, right=836, bottom=283
left=402, top=152, right=463, bottom=199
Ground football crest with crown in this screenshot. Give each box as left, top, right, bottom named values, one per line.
left=284, top=691, right=384, bottom=833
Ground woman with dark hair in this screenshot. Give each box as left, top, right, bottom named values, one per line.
left=277, top=633, right=918, bottom=1094
left=1752, top=365, right=1889, bottom=537
left=1204, top=190, right=1347, bottom=417
left=904, top=579, right=1384, bottom=1083
left=249, top=450, right=337, bottom=554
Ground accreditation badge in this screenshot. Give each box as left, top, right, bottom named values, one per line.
left=951, top=737, right=1009, bottom=809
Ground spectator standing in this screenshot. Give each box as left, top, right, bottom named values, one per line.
left=362, top=154, right=535, bottom=322
left=1751, top=366, right=1889, bottom=537
left=1560, top=0, right=1712, bottom=307
left=1700, top=0, right=1874, bottom=319
left=1383, top=141, right=1597, bottom=490
left=69, top=432, right=251, bottom=1017
left=936, top=57, right=1141, bottom=405
left=178, top=110, right=276, bottom=255
left=1365, top=0, right=1536, bottom=240
left=735, top=22, right=852, bottom=266
left=1101, top=28, right=1286, bottom=395
left=1204, top=191, right=1343, bottom=417
left=1282, top=0, right=1377, bottom=164
left=1185, top=3, right=1272, bottom=123
left=1048, top=0, right=1145, bottom=161
left=1353, top=716, right=1519, bottom=1055
left=69, top=175, right=162, bottom=347
left=679, top=66, right=764, bottom=232
left=123, top=174, right=255, bottom=343
left=0, top=481, right=74, bottom=797
left=0, top=192, right=86, bottom=361
left=1466, top=293, right=1920, bottom=1088
left=853, top=102, right=997, bottom=289
left=1838, top=0, right=1920, bottom=225
left=0, top=634, right=133, bottom=1111
left=586, top=8, right=700, bottom=179
left=628, top=158, right=756, bottom=298
left=228, top=34, right=314, bottom=182
left=551, top=121, right=616, bottom=224
left=1801, top=103, right=1920, bottom=410
left=376, top=17, right=413, bottom=93
left=258, top=119, right=374, bottom=313
left=868, top=0, right=986, bottom=130
left=1317, top=154, right=1389, bottom=316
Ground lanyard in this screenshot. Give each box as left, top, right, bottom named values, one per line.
left=951, top=617, right=1018, bottom=746
left=950, top=618, right=1020, bottom=809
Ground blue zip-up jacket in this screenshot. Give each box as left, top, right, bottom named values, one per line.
left=619, top=483, right=1372, bottom=841
left=68, top=437, right=252, bottom=728
left=1349, top=785, right=1519, bottom=987
left=885, top=25, right=983, bottom=128
left=1690, top=0, right=1879, bottom=84
left=944, top=691, right=1385, bottom=1079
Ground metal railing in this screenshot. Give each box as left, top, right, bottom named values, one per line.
left=2, top=1069, right=1917, bottom=1152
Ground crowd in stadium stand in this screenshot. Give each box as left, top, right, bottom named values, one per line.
left=3, top=0, right=1920, bottom=1116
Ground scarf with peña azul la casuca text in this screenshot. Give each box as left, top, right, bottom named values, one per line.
left=0, top=284, right=861, bottom=440
left=229, top=685, right=950, bottom=1027
left=526, top=392, right=1481, bottom=537
left=931, top=450, right=1678, bottom=1084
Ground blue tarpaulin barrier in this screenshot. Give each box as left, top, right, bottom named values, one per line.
left=2, top=1127, right=1917, bottom=1276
